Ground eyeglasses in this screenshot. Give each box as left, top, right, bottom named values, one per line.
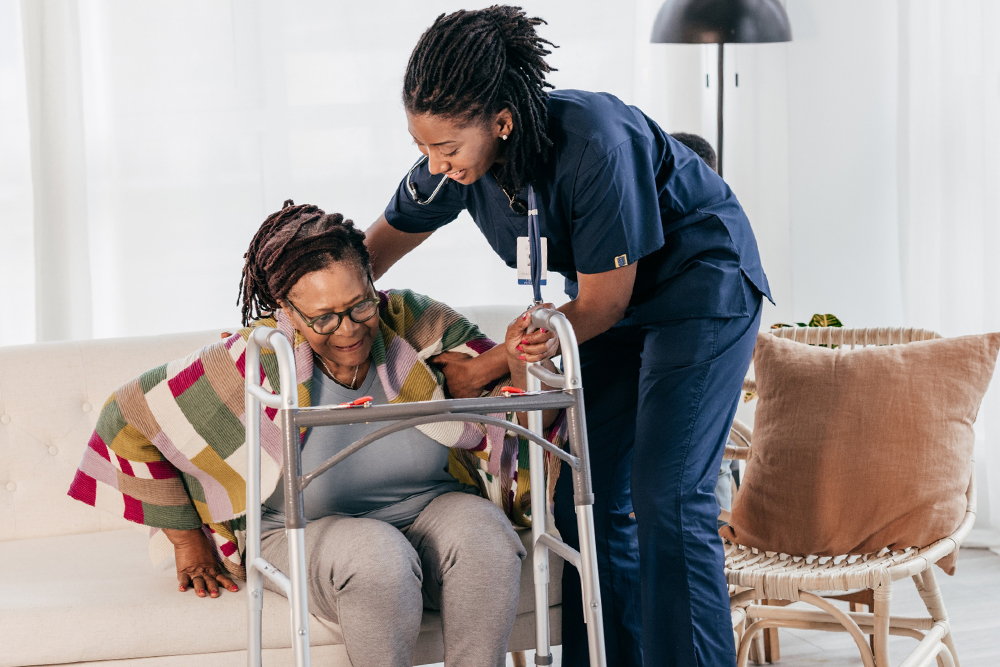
left=286, top=280, right=380, bottom=335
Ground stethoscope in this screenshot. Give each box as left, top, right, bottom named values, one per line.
left=406, top=155, right=544, bottom=305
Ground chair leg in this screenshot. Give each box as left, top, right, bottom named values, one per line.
left=762, top=600, right=782, bottom=663
left=913, top=567, right=960, bottom=667
left=511, top=650, right=527, bottom=667
left=859, top=590, right=876, bottom=654
left=872, top=583, right=892, bottom=667
left=748, top=630, right=766, bottom=665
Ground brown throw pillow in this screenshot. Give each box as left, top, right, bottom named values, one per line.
left=721, top=332, right=1000, bottom=575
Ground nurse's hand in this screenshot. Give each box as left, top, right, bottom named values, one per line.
left=429, top=351, right=485, bottom=399
left=507, top=304, right=560, bottom=365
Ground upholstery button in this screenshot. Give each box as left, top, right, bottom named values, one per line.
left=0, top=415, right=9, bottom=425
left=82, top=403, right=92, bottom=413
left=5, top=482, right=15, bottom=492
left=48, top=445, right=59, bottom=456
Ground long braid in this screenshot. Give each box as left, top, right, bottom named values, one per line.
left=238, top=200, right=371, bottom=326
left=403, top=5, right=556, bottom=194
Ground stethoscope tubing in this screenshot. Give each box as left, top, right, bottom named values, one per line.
left=406, top=155, right=544, bottom=304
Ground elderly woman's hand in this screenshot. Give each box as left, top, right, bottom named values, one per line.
left=430, top=351, right=485, bottom=399
left=163, top=528, right=238, bottom=598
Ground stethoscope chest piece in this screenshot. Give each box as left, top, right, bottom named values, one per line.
left=406, top=155, right=449, bottom=205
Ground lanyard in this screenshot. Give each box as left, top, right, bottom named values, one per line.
left=527, top=184, right=543, bottom=305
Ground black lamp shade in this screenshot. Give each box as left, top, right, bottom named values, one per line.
left=651, top=0, right=792, bottom=44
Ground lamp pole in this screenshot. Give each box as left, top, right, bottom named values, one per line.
left=651, top=0, right=792, bottom=179
left=717, top=43, right=725, bottom=176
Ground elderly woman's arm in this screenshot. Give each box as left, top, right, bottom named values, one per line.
left=162, top=528, right=239, bottom=598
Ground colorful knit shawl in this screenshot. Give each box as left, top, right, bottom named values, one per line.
left=68, top=289, right=563, bottom=577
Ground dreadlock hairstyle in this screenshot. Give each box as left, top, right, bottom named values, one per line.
left=238, top=200, right=371, bottom=327
left=403, top=5, right=556, bottom=195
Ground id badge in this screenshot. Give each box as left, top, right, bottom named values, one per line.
left=516, top=236, right=547, bottom=285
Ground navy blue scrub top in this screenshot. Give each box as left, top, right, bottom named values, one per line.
left=385, top=89, right=773, bottom=324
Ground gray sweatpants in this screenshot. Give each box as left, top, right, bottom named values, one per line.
left=260, top=491, right=526, bottom=667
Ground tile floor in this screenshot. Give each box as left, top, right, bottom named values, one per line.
left=482, top=547, right=1000, bottom=666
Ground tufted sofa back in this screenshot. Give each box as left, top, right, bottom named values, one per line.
left=0, top=304, right=523, bottom=543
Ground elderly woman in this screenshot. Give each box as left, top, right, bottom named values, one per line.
left=68, top=201, right=559, bottom=667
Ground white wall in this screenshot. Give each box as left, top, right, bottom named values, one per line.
left=0, top=0, right=969, bottom=341
left=704, top=0, right=906, bottom=331
left=785, top=0, right=905, bottom=327
left=74, top=0, right=657, bottom=340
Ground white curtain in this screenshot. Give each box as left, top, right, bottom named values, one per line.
left=898, top=0, right=1000, bottom=540
left=0, top=0, right=36, bottom=344
left=0, top=0, right=679, bottom=346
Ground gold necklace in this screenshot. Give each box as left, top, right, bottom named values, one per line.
left=492, top=169, right=516, bottom=206
left=316, top=354, right=359, bottom=390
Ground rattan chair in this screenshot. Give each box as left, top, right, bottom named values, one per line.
left=725, top=327, right=975, bottom=667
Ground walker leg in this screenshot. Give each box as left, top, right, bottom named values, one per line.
left=527, top=372, right=554, bottom=665
left=245, top=343, right=265, bottom=667
left=576, top=504, right=606, bottom=667
left=248, top=566, right=264, bottom=667
left=288, top=527, right=311, bottom=667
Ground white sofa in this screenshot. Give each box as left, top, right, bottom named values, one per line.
left=0, top=305, right=562, bottom=667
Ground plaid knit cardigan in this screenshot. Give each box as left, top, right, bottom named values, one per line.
left=68, top=289, right=563, bottom=577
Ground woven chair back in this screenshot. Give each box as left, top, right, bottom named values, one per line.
left=770, top=326, right=941, bottom=348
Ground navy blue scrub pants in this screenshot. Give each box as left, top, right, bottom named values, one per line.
left=555, top=287, right=762, bottom=667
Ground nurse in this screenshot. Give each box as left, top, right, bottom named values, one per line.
left=365, top=6, right=772, bottom=667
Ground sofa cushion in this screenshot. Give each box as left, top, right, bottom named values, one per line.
left=0, top=331, right=224, bottom=543
left=0, top=529, right=337, bottom=666
left=721, top=332, right=1000, bottom=574
left=0, top=525, right=560, bottom=666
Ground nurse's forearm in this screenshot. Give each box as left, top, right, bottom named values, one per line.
left=555, top=300, right=624, bottom=345
left=364, top=215, right=433, bottom=280
left=556, top=263, right=638, bottom=345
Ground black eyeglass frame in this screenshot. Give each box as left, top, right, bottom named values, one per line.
left=286, top=278, right=380, bottom=335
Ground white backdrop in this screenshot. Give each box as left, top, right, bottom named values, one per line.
left=897, top=0, right=1000, bottom=541
left=2, top=0, right=1000, bottom=535
left=2, top=0, right=674, bottom=344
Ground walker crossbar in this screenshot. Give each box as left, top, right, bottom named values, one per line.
left=245, top=309, right=607, bottom=667
left=300, top=411, right=580, bottom=491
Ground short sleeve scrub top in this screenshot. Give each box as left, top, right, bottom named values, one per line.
left=385, top=89, right=771, bottom=324
left=384, top=88, right=773, bottom=666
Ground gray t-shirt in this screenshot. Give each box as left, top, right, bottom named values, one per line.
left=260, top=362, right=474, bottom=532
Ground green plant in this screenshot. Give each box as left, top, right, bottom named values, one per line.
left=771, top=313, right=843, bottom=330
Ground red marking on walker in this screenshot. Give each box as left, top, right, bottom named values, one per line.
left=339, top=396, right=374, bottom=407
left=500, top=386, right=525, bottom=396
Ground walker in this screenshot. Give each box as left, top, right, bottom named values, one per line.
left=243, top=305, right=606, bottom=667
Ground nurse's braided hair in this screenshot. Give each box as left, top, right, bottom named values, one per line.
left=238, top=200, right=371, bottom=327
left=403, top=5, right=556, bottom=195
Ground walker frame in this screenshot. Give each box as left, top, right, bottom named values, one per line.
left=244, top=307, right=606, bottom=667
